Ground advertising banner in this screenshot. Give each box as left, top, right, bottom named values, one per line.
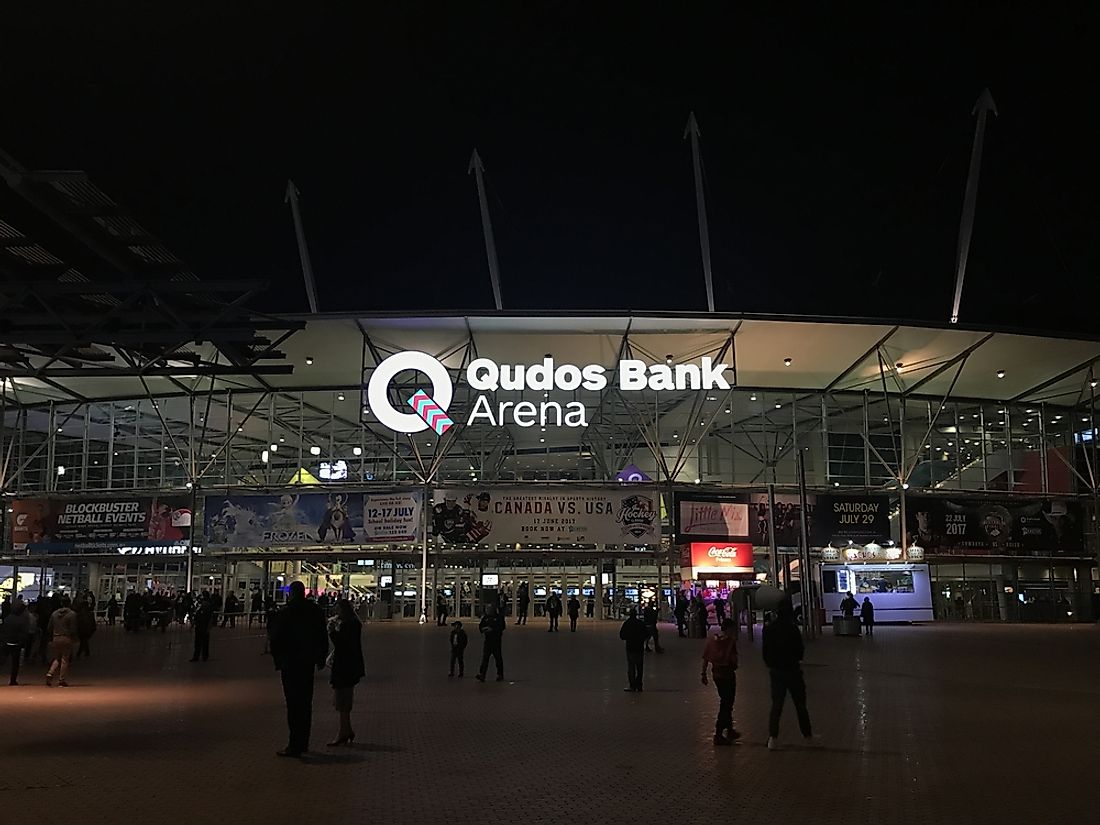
left=10, top=495, right=192, bottom=552
left=431, top=488, right=660, bottom=545
left=675, top=494, right=750, bottom=539
left=688, top=542, right=755, bottom=572
left=811, top=494, right=892, bottom=547
left=745, top=492, right=812, bottom=548
left=905, top=496, right=1084, bottom=556
left=203, top=491, right=423, bottom=547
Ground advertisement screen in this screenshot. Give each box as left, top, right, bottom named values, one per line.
left=11, top=495, right=192, bottom=551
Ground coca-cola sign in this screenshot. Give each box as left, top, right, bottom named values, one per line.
left=689, top=542, right=754, bottom=570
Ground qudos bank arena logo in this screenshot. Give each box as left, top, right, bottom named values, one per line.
left=366, top=351, right=455, bottom=436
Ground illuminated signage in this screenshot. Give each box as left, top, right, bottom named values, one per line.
left=117, top=544, right=194, bottom=556
left=366, top=351, right=732, bottom=434
left=689, top=542, right=754, bottom=570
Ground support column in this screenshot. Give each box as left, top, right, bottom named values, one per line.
left=595, top=558, right=604, bottom=620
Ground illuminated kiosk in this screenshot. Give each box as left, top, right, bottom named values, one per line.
left=819, top=542, right=934, bottom=623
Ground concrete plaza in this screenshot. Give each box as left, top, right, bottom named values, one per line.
left=1, top=616, right=1097, bottom=824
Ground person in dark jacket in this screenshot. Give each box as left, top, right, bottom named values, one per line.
left=860, top=597, right=875, bottom=635
left=326, top=599, right=364, bottom=746
left=619, top=608, right=649, bottom=692
left=271, top=581, right=329, bottom=757
left=75, top=600, right=96, bottom=658
left=1, top=599, right=31, bottom=685
left=642, top=600, right=663, bottom=653
left=762, top=599, right=814, bottom=750
left=475, top=604, right=505, bottom=682
left=249, top=590, right=264, bottom=627
left=436, top=594, right=449, bottom=627
left=190, top=595, right=214, bottom=662
left=839, top=592, right=858, bottom=618
left=566, top=595, right=581, bottom=632
left=674, top=591, right=689, bottom=637
left=515, top=583, right=530, bottom=625
left=448, top=620, right=468, bottom=677
left=221, top=592, right=239, bottom=628
left=545, top=592, right=562, bottom=632
left=105, top=596, right=120, bottom=626
left=701, top=619, right=740, bottom=745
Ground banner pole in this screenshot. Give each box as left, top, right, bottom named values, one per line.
left=419, top=484, right=429, bottom=624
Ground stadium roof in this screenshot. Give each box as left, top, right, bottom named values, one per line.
left=5, top=311, right=1099, bottom=409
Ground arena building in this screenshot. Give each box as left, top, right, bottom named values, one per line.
left=1, top=153, right=1097, bottom=624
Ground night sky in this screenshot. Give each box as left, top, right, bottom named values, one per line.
left=4, top=4, right=1098, bottom=332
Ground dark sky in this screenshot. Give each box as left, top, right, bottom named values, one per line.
left=4, top=3, right=1098, bottom=332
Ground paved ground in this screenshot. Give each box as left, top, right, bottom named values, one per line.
left=1, top=616, right=1098, bottom=823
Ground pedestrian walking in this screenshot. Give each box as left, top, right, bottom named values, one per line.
left=475, top=604, right=505, bottom=682
left=546, top=592, right=562, bottom=632
left=105, top=596, right=119, bottom=626
left=45, top=597, right=77, bottom=687
left=642, top=600, right=664, bottom=653
left=326, top=598, right=364, bottom=747
left=1, top=598, right=31, bottom=685
left=190, top=594, right=214, bottom=661
left=860, top=597, right=875, bottom=635
left=763, top=600, right=814, bottom=750
left=448, top=620, right=468, bottom=677
left=566, top=594, right=581, bottom=632
left=271, top=581, right=328, bottom=758
left=701, top=619, right=740, bottom=746
left=619, top=608, right=649, bottom=692
left=75, top=599, right=96, bottom=658
left=249, top=589, right=264, bottom=627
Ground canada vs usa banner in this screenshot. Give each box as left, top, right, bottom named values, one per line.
left=431, top=488, right=660, bottom=545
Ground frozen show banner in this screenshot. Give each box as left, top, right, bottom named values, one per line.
left=10, top=495, right=192, bottom=552
left=203, top=491, right=423, bottom=547
left=430, top=488, right=660, bottom=546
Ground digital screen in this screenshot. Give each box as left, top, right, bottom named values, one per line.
left=481, top=574, right=499, bottom=586
left=534, top=587, right=547, bottom=596
left=319, top=460, right=349, bottom=480
left=625, top=588, right=639, bottom=597
left=855, top=570, right=914, bottom=594
left=379, top=576, right=392, bottom=588
left=582, top=587, right=595, bottom=596
left=836, top=570, right=850, bottom=593
left=566, top=587, right=579, bottom=595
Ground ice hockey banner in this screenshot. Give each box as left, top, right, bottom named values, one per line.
left=431, top=488, right=660, bottom=545
left=203, top=491, right=423, bottom=547
left=10, top=495, right=192, bottom=551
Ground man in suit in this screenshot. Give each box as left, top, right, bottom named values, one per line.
left=271, top=581, right=329, bottom=757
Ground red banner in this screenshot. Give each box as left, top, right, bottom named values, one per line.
left=689, top=542, right=754, bottom=570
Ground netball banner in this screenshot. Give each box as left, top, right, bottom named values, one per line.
left=203, top=491, right=423, bottom=547
left=431, top=488, right=660, bottom=545
left=10, top=495, right=192, bottom=551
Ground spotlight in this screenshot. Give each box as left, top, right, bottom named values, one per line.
left=305, top=357, right=314, bottom=365
left=783, top=357, right=792, bottom=367
left=996, top=369, right=1005, bottom=379
left=309, top=445, right=321, bottom=456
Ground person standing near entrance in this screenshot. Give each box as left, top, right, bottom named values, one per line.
left=515, top=583, right=530, bottom=625
left=619, top=608, right=648, bottom=692
left=546, top=592, right=562, bottom=632
left=674, top=591, right=689, bottom=637
left=105, top=596, right=119, bottom=626
left=566, top=594, right=581, bottom=632
left=1, top=599, right=30, bottom=685
left=271, top=581, right=329, bottom=758
left=860, top=597, right=875, bottom=635
left=249, top=589, right=264, bottom=627
left=701, top=619, right=740, bottom=746
left=45, top=596, right=77, bottom=687
left=448, top=621, right=467, bottom=677
left=75, top=599, right=96, bottom=658
left=763, top=599, right=814, bottom=750
left=643, top=599, right=664, bottom=653
left=475, top=604, right=505, bottom=682
left=436, top=594, right=449, bottom=627
left=190, top=594, right=214, bottom=662
left=326, top=599, right=364, bottom=747
left=585, top=593, right=594, bottom=618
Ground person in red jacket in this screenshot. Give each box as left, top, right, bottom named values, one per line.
left=700, top=618, right=740, bottom=746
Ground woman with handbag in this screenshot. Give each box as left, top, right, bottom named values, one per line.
left=326, top=598, right=365, bottom=746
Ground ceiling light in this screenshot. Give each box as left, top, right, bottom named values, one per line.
left=996, top=369, right=1005, bottom=379
left=261, top=450, right=269, bottom=463
left=305, top=357, right=314, bottom=365
left=672, top=432, right=679, bottom=439
left=270, top=444, right=278, bottom=451
left=279, top=436, right=285, bottom=443
left=309, top=445, right=321, bottom=456
left=352, top=446, right=362, bottom=456
left=337, top=393, right=345, bottom=401
left=783, top=357, right=792, bottom=367
left=775, top=403, right=782, bottom=409
left=237, top=426, right=243, bottom=432
left=694, top=478, right=701, bottom=485
left=665, top=354, right=673, bottom=365
left=1092, top=380, right=1098, bottom=389
left=425, top=442, right=432, bottom=447
left=833, top=481, right=840, bottom=487
left=724, top=408, right=731, bottom=414
left=902, top=483, right=910, bottom=490
left=539, top=438, right=545, bottom=443
left=56, top=465, right=65, bottom=476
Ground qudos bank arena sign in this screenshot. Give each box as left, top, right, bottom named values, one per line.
left=366, top=351, right=732, bottom=436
